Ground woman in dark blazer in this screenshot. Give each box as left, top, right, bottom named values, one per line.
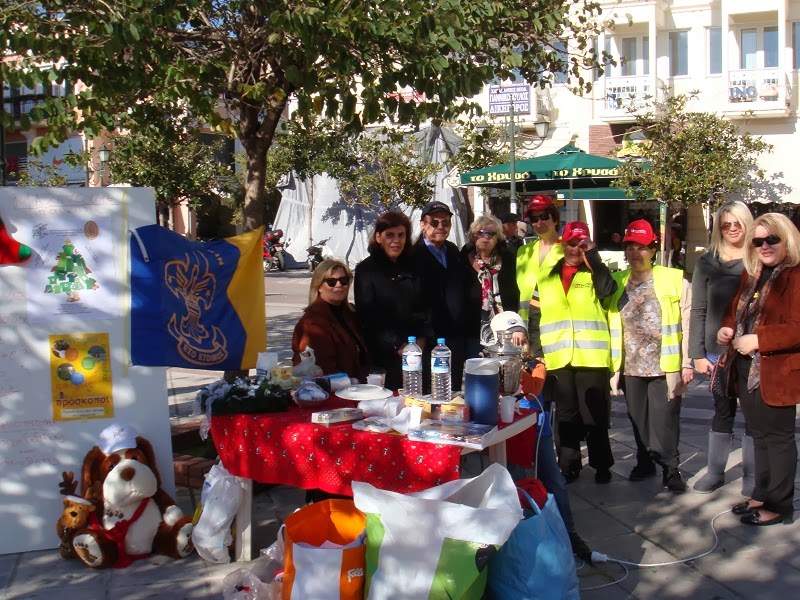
left=460, top=214, right=520, bottom=346
left=355, top=211, right=432, bottom=390
left=718, top=213, right=800, bottom=526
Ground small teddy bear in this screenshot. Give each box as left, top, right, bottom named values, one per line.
left=56, top=494, right=96, bottom=559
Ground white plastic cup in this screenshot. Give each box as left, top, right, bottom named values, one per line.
left=500, top=395, right=517, bottom=423
left=367, top=367, right=386, bottom=387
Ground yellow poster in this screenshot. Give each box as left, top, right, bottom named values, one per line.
left=49, top=333, right=113, bottom=421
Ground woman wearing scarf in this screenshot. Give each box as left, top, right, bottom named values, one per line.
left=718, top=213, right=800, bottom=526
left=460, top=215, right=520, bottom=347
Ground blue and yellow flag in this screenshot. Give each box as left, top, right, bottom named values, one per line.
left=130, top=225, right=265, bottom=370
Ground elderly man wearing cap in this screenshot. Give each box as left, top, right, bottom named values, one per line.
left=529, top=222, right=618, bottom=484
left=605, top=219, right=693, bottom=494
left=515, top=195, right=563, bottom=325
left=413, top=200, right=476, bottom=390
left=501, top=213, right=525, bottom=252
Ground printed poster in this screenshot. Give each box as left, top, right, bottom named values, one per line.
left=49, top=333, right=113, bottom=421
left=26, top=215, right=119, bottom=323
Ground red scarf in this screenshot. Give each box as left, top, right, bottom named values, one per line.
left=88, top=497, right=152, bottom=568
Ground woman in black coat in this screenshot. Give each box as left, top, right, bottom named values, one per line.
left=460, top=214, right=521, bottom=346
left=355, top=211, right=432, bottom=390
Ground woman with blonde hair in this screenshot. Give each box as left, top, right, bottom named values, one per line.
left=690, top=200, right=755, bottom=494
left=460, top=214, right=521, bottom=347
left=292, top=259, right=369, bottom=381
left=717, top=213, right=800, bottom=525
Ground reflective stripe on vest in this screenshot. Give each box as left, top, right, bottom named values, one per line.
left=537, top=269, right=611, bottom=370
left=607, top=266, right=684, bottom=373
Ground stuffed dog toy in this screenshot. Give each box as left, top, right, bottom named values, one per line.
left=65, top=423, right=194, bottom=568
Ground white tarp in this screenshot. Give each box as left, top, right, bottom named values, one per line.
left=272, top=127, right=468, bottom=269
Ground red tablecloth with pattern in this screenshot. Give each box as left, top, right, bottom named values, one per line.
left=210, top=400, right=537, bottom=496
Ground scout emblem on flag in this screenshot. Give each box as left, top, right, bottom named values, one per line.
left=130, top=225, right=265, bottom=370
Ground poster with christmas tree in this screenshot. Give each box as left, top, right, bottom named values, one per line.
left=23, top=212, right=120, bottom=323
left=45, top=239, right=99, bottom=302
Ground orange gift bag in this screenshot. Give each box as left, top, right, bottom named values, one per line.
left=282, top=499, right=366, bottom=600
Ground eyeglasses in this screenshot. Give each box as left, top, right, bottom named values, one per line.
left=323, top=276, right=351, bottom=287
left=426, top=218, right=451, bottom=228
left=476, top=230, right=497, bottom=238
left=527, top=213, right=551, bottom=224
left=721, top=221, right=742, bottom=231
left=751, top=235, right=781, bottom=248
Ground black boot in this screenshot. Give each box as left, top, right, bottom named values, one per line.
left=629, top=458, right=657, bottom=481
left=663, top=468, right=686, bottom=494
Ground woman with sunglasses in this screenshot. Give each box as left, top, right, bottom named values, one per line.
left=355, top=211, right=431, bottom=390
left=515, top=195, right=563, bottom=325
left=690, top=201, right=754, bottom=494
left=460, top=215, right=520, bottom=345
left=606, top=219, right=693, bottom=494
left=717, top=213, right=800, bottom=526
left=291, top=259, right=369, bottom=382
left=528, top=222, right=617, bottom=484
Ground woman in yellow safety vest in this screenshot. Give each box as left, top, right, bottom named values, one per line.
left=606, top=220, right=694, bottom=494
left=515, top=195, right=563, bottom=324
left=528, top=222, right=618, bottom=484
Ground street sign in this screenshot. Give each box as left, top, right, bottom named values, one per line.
left=488, top=84, right=532, bottom=116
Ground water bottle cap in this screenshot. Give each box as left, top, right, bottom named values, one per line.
left=437, top=338, right=445, bottom=345
left=408, top=336, right=416, bottom=343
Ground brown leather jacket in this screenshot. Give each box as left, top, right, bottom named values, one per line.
left=721, top=265, right=800, bottom=406
left=291, top=298, right=369, bottom=382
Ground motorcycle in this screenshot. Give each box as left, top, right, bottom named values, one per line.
left=306, top=237, right=331, bottom=272
left=263, top=228, right=286, bottom=273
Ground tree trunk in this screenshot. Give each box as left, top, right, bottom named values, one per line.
left=224, top=98, right=286, bottom=382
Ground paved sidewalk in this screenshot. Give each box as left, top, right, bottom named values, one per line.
left=3, top=271, right=799, bottom=598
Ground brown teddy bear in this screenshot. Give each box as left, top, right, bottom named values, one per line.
left=61, top=423, right=194, bottom=569
left=56, top=494, right=96, bottom=558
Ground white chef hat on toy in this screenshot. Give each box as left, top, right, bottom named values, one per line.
left=99, top=422, right=139, bottom=454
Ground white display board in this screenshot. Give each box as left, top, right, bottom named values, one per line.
left=0, top=187, right=173, bottom=555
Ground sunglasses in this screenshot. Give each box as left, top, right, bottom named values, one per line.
left=751, top=235, right=781, bottom=248
left=426, top=218, right=451, bottom=228
left=721, top=221, right=742, bottom=231
left=565, top=241, right=583, bottom=248
left=323, top=276, right=351, bottom=287
left=476, top=230, right=497, bottom=238
left=527, top=213, right=551, bottom=224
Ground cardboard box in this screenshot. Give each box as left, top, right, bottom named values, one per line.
left=404, top=396, right=470, bottom=423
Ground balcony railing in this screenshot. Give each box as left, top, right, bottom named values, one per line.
left=724, top=69, right=791, bottom=115
left=2, top=83, right=67, bottom=122
left=600, top=76, right=662, bottom=120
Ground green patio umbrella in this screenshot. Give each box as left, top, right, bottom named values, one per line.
left=459, top=144, right=636, bottom=199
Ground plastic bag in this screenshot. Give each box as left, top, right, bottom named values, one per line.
left=293, top=347, right=323, bottom=378
left=222, top=568, right=271, bottom=600
left=192, top=464, right=244, bottom=563
left=353, top=463, right=522, bottom=600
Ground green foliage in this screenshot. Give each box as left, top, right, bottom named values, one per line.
left=448, top=119, right=509, bottom=174
left=613, top=92, right=773, bottom=206
left=107, top=112, right=239, bottom=227
left=4, top=0, right=611, bottom=230
left=336, top=135, right=440, bottom=209
left=15, top=158, right=68, bottom=187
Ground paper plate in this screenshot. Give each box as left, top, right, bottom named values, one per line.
left=336, top=384, right=394, bottom=401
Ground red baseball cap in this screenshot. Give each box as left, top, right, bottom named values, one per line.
left=524, top=195, right=554, bottom=217
left=562, top=221, right=590, bottom=244
left=622, top=219, right=657, bottom=245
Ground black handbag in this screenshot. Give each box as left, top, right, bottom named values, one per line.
left=709, top=350, right=737, bottom=399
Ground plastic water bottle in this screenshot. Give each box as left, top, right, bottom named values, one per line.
left=431, top=338, right=452, bottom=402
left=401, top=336, right=423, bottom=396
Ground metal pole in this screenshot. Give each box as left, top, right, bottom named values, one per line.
left=509, top=104, right=517, bottom=214
left=0, top=66, right=6, bottom=187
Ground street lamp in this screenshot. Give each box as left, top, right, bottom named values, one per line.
left=67, top=140, right=112, bottom=186
left=481, top=110, right=550, bottom=214
left=506, top=105, right=550, bottom=214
